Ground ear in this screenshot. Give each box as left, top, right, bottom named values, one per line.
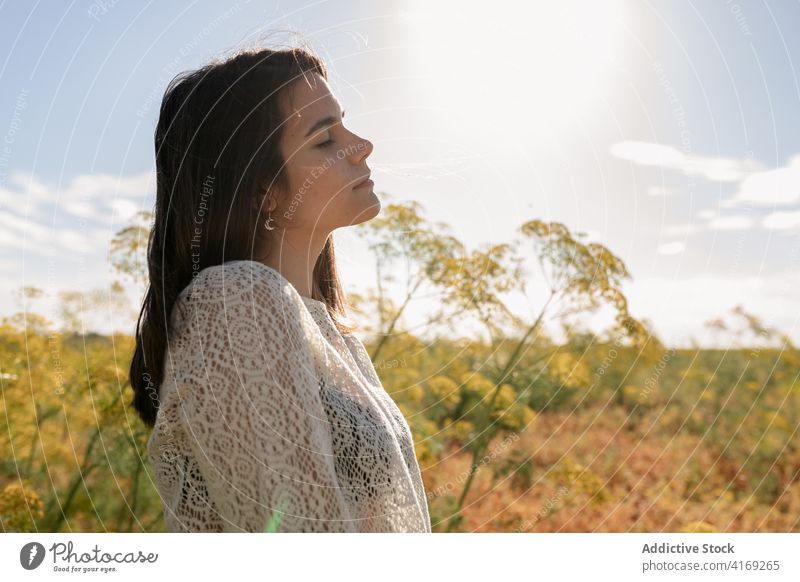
left=255, top=181, right=276, bottom=210
left=252, top=187, right=272, bottom=211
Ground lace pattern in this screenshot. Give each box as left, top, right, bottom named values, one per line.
left=146, top=260, right=432, bottom=532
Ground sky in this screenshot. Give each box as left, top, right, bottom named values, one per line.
left=1, top=0, right=798, bottom=348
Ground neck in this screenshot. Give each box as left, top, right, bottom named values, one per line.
left=257, top=228, right=329, bottom=298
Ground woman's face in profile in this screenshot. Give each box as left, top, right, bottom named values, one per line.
left=275, top=72, right=379, bottom=233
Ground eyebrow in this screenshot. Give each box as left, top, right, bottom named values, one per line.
left=303, top=109, right=346, bottom=138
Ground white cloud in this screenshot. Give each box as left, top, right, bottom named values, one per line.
left=6, top=169, right=154, bottom=223
left=0, top=257, right=17, bottom=270
left=61, top=199, right=105, bottom=220
left=661, top=223, right=701, bottom=236
left=0, top=210, right=50, bottom=239
left=657, top=241, right=685, bottom=255
left=0, top=226, right=51, bottom=256
left=762, top=210, right=800, bottom=230
left=722, top=154, right=800, bottom=207
left=0, top=168, right=155, bottom=279
left=0, top=186, right=15, bottom=208
left=626, top=274, right=800, bottom=347
left=611, top=142, right=800, bottom=228
left=647, top=185, right=673, bottom=196
left=56, top=229, right=96, bottom=254
left=65, top=171, right=153, bottom=200
left=610, top=140, right=763, bottom=182
left=708, top=215, right=754, bottom=230
left=2, top=172, right=53, bottom=213
left=0, top=210, right=104, bottom=256
left=110, top=198, right=140, bottom=222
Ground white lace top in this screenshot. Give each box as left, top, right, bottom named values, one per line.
left=146, top=259, right=431, bottom=532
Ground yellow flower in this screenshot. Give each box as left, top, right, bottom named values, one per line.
left=461, top=372, right=495, bottom=397
left=490, top=405, right=525, bottom=431
left=548, top=352, right=590, bottom=389
left=546, top=458, right=608, bottom=505
left=426, top=376, right=460, bottom=408
left=493, top=384, right=517, bottom=410
left=0, top=482, right=44, bottom=532
left=405, top=384, right=425, bottom=405
left=764, top=411, right=790, bottom=431
left=680, top=521, right=718, bottom=533
left=521, top=406, right=537, bottom=426
left=622, top=384, right=640, bottom=399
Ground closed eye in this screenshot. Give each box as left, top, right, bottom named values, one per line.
left=316, top=137, right=335, bottom=148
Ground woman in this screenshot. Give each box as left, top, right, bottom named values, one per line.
left=129, top=46, right=431, bottom=533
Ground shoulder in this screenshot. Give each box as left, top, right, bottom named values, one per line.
left=170, top=260, right=312, bottom=338
left=178, top=259, right=285, bottom=298
left=178, top=260, right=299, bottom=307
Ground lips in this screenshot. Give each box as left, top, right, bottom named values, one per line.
left=353, top=174, right=372, bottom=188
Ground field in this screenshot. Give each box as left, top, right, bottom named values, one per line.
left=1, top=202, right=797, bottom=532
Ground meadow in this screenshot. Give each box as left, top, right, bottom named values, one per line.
left=1, top=198, right=797, bottom=532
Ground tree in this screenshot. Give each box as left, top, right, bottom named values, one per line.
left=108, top=210, right=152, bottom=286
left=354, top=200, right=652, bottom=531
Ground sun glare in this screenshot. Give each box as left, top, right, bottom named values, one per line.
left=402, top=0, right=628, bottom=141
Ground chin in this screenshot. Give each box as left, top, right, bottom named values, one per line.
left=348, top=194, right=381, bottom=226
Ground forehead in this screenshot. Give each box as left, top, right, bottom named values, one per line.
left=283, top=73, right=340, bottom=134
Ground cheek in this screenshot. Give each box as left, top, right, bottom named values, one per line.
left=294, top=152, right=347, bottom=196
left=284, top=153, right=350, bottom=221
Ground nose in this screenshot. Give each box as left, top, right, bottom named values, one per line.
left=349, top=133, right=373, bottom=164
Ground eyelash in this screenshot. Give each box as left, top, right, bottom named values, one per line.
left=316, top=137, right=335, bottom=148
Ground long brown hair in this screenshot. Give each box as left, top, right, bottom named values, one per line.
left=130, top=46, right=357, bottom=429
